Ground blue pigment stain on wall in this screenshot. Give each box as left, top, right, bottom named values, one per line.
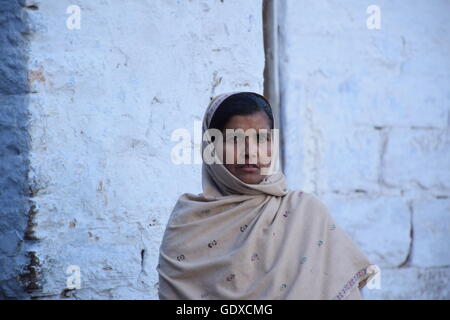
left=0, top=0, right=36, bottom=299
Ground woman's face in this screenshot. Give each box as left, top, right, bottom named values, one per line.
left=221, top=111, right=272, bottom=184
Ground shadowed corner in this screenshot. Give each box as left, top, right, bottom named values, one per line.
left=0, top=0, right=41, bottom=299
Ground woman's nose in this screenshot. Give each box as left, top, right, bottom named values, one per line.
left=244, top=136, right=258, bottom=159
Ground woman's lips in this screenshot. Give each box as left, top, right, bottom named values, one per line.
left=237, top=164, right=259, bottom=173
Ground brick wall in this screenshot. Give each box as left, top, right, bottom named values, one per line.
left=279, top=0, right=450, bottom=299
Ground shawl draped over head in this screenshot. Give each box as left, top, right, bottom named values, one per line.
left=157, top=91, right=378, bottom=300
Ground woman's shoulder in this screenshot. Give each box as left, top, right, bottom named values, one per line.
left=286, top=190, right=333, bottom=219
left=287, top=189, right=328, bottom=206
left=174, top=192, right=213, bottom=204
left=170, top=191, right=224, bottom=212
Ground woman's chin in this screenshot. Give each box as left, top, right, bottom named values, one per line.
left=236, top=173, right=263, bottom=184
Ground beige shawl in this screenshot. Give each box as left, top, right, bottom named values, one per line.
left=157, top=91, right=377, bottom=300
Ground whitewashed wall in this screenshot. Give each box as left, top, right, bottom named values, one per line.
left=2, top=0, right=449, bottom=300
left=279, top=0, right=450, bottom=299
left=1, top=0, right=264, bottom=299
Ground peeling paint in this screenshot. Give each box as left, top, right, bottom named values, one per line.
left=19, top=251, right=42, bottom=294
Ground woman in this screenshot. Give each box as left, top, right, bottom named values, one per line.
left=157, top=91, right=377, bottom=300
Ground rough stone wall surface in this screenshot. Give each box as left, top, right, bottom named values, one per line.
left=2, top=0, right=448, bottom=300
left=0, top=0, right=33, bottom=299
left=279, top=0, right=450, bottom=299
left=1, top=0, right=264, bottom=299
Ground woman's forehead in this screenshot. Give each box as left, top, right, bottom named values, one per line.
left=222, top=112, right=271, bottom=130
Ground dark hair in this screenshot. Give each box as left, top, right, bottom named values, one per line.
left=209, top=92, right=274, bottom=131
